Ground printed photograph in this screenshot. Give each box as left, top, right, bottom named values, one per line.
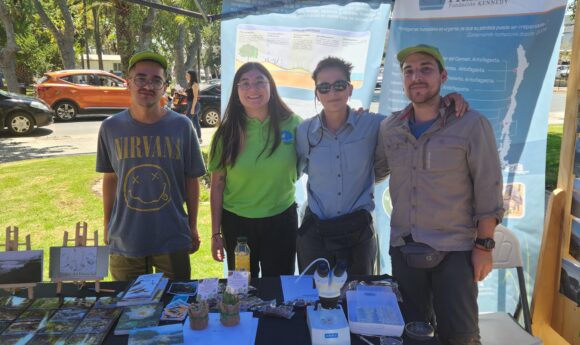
left=0, top=308, right=22, bottom=321
left=0, top=250, right=43, bottom=285
left=0, top=334, right=35, bottom=345
left=17, top=308, right=54, bottom=321
left=128, top=323, right=184, bottom=345
left=49, top=246, right=109, bottom=281
left=168, top=282, right=198, bottom=296
left=0, top=320, right=12, bottom=333
left=94, top=297, right=117, bottom=309
left=29, top=297, right=61, bottom=310
left=62, top=297, right=96, bottom=309
left=38, top=320, right=79, bottom=334
left=51, top=308, right=87, bottom=321
left=3, top=320, right=42, bottom=334
left=502, top=183, right=525, bottom=218
left=571, top=218, right=580, bottom=261
left=66, top=332, right=105, bottom=345
left=75, top=318, right=113, bottom=334
left=30, top=333, right=69, bottom=344
left=560, top=258, right=580, bottom=305
left=0, top=296, right=32, bottom=309
left=85, top=307, right=121, bottom=320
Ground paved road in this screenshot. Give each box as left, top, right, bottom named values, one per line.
left=0, top=90, right=568, bottom=163
left=0, top=115, right=216, bottom=164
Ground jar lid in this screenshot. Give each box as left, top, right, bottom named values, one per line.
left=405, top=321, right=434, bottom=340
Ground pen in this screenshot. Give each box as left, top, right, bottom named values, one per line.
left=358, top=335, right=374, bottom=345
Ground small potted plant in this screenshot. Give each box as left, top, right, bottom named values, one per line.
left=219, top=289, right=241, bottom=327
left=188, top=300, right=209, bottom=330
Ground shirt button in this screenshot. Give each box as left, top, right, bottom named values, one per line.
left=412, top=166, right=417, bottom=170
left=335, top=137, right=338, bottom=140
left=411, top=205, right=416, bottom=209
left=336, top=155, right=339, bottom=159
left=338, top=174, right=341, bottom=177
left=338, top=192, right=341, bottom=196
left=414, top=146, right=418, bottom=150
left=337, top=211, right=341, bottom=215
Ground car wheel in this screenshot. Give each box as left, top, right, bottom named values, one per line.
left=7, top=112, right=34, bottom=136
left=201, top=107, right=220, bottom=127
left=54, top=101, right=77, bottom=121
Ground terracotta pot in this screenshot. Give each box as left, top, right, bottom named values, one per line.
left=219, top=301, right=241, bottom=327
left=188, top=302, right=209, bottom=330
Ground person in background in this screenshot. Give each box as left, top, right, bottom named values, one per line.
left=208, top=62, right=302, bottom=277
left=184, top=70, right=202, bottom=142
left=375, top=44, right=504, bottom=345
left=96, top=51, right=206, bottom=281
left=296, top=56, right=468, bottom=276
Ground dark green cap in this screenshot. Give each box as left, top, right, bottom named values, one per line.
left=128, top=51, right=168, bottom=71
left=397, top=44, right=445, bottom=69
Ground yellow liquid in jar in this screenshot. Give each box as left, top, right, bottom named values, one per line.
left=235, top=254, right=250, bottom=272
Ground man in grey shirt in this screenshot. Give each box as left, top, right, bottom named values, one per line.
left=375, top=44, right=504, bottom=345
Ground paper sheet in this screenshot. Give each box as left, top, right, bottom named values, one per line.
left=280, top=275, right=318, bottom=304
left=182, top=312, right=258, bottom=345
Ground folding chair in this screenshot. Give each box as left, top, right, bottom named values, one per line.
left=479, top=225, right=543, bottom=345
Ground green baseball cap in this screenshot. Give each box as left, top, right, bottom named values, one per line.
left=397, top=44, right=445, bottom=69
left=128, top=51, right=168, bottom=71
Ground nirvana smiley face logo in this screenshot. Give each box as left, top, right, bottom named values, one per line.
left=123, top=164, right=171, bottom=212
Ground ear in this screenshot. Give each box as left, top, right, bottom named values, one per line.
left=348, top=83, right=353, bottom=97
left=441, top=69, right=448, bottom=84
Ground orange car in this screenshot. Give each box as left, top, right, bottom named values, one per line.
left=34, top=70, right=167, bottom=121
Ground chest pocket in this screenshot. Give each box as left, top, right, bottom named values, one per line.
left=384, top=135, right=409, bottom=169
left=424, top=136, right=466, bottom=171
left=345, top=136, right=373, bottom=173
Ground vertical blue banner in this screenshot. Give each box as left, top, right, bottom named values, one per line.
left=378, top=0, right=566, bottom=312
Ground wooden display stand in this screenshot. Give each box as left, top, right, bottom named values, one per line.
left=55, top=221, right=101, bottom=294
left=0, top=226, right=35, bottom=299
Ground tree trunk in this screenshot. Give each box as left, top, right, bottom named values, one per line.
left=92, top=7, right=104, bottom=71
left=0, top=1, right=20, bottom=93
left=137, top=0, right=157, bottom=51
left=113, top=0, right=135, bottom=72
left=83, top=0, right=91, bottom=69
left=174, top=24, right=186, bottom=88
left=185, top=26, right=200, bottom=72
left=33, top=0, right=76, bottom=69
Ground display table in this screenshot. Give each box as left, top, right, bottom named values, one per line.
left=2, top=277, right=440, bottom=345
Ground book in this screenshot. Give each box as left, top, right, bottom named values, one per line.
left=117, top=278, right=168, bottom=306
left=121, top=273, right=164, bottom=300
left=167, top=282, right=198, bottom=296
left=113, top=302, right=164, bottom=335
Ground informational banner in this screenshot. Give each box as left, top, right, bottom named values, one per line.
left=221, top=0, right=391, bottom=118
left=377, top=0, right=566, bottom=312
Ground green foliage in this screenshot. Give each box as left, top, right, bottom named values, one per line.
left=546, top=125, right=563, bottom=191
left=222, top=289, right=240, bottom=305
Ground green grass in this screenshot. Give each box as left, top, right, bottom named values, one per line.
left=0, top=154, right=222, bottom=282
left=546, top=124, right=563, bottom=191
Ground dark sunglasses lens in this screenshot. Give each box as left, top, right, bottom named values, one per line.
left=316, top=83, right=331, bottom=93
left=333, top=80, right=348, bottom=91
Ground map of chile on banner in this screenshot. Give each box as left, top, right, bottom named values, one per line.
left=377, top=0, right=566, bottom=312
left=220, top=1, right=391, bottom=237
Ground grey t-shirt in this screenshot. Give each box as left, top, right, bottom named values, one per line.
left=96, top=109, right=206, bottom=257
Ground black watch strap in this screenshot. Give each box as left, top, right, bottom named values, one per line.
left=475, top=237, right=495, bottom=250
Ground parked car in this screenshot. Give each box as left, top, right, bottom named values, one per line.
left=34, top=69, right=167, bottom=121
left=0, top=89, right=53, bottom=136
left=171, top=83, right=221, bottom=127
left=557, top=65, right=570, bottom=78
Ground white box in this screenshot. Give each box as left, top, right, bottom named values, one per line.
left=346, top=288, right=405, bottom=337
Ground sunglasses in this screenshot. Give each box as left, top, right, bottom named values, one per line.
left=315, top=80, right=350, bottom=94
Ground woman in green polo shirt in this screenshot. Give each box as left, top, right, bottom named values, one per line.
left=208, top=62, right=301, bottom=277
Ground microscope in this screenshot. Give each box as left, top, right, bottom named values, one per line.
left=306, top=260, right=351, bottom=345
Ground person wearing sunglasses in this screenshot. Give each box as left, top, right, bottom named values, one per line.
left=96, top=51, right=206, bottom=281
left=295, top=56, right=468, bottom=275
left=208, top=62, right=301, bottom=277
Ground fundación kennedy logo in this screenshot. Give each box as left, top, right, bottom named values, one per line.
left=420, top=0, right=508, bottom=10
left=419, top=0, right=446, bottom=10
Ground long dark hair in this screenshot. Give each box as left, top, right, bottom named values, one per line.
left=186, top=70, right=198, bottom=88
left=210, top=62, right=293, bottom=169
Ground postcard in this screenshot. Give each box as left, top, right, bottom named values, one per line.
left=560, top=258, right=580, bottom=305
left=29, top=297, right=61, bottom=310
left=62, top=297, right=96, bottom=309
left=30, top=333, right=69, bottom=344
left=66, top=332, right=106, bottom=345
left=0, top=334, right=35, bottom=345
left=3, top=320, right=42, bottom=334
left=49, top=246, right=109, bottom=280
left=0, top=308, right=22, bottom=321
left=51, top=308, right=87, bottom=321
left=85, top=307, right=121, bottom=320
left=17, top=308, right=55, bottom=321
left=128, top=323, right=184, bottom=345
left=197, top=278, right=219, bottom=300
left=94, top=296, right=118, bottom=309
left=227, top=271, right=249, bottom=294
left=114, top=302, right=164, bottom=335
left=38, top=319, right=79, bottom=334
left=75, top=318, right=113, bottom=334
left=168, top=282, right=198, bottom=296
left=0, top=296, right=32, bottom=309
left=0, top=250, right=43, bottom=285
left=160, top=295, right=190, bottom=321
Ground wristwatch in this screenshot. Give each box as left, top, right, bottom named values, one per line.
left=474, top=237, right=495, bottom=250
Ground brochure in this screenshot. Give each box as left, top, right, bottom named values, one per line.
left=114, top=302, right=164, bottom=335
